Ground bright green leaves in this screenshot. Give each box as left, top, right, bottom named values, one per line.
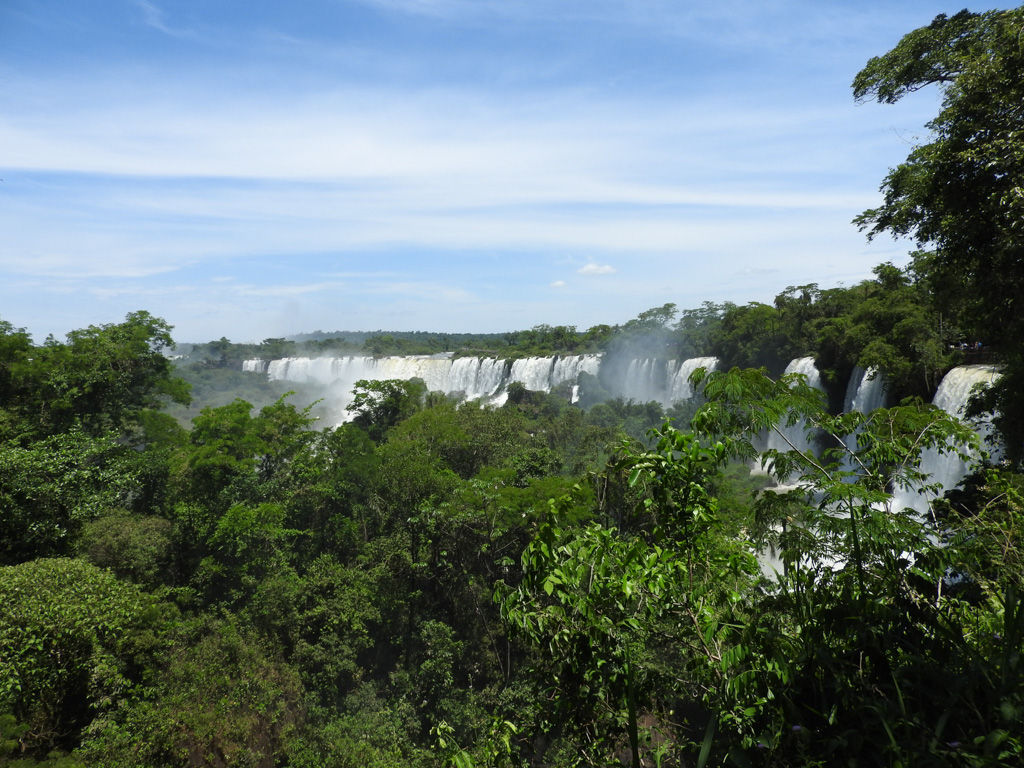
left=0, top=430, right=142, bottom=564
left=677, top=360, right=1023, bottom=763
left=499, top=428, right=757, bottom=765
left=166, top=394, right=328, bottom=604
left=2, top=311, right=190, bottom=441
left=0, top=314, right=191, bottom=564
left=693, top=365, right=978, bottom=591
left=500, top=510, right=687, bottom=766
left=347, top=378, right=427, bottom=442
left=432, top=717, right=521, bottom=768
left=177, top=394, right=318, bottom=509
left=852, top=10, right=997, bottom=104
left=615, top=423, right=750, bottom=593
left=0, top=559, right=159, bottom=756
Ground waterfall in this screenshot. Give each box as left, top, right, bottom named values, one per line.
left=666, top=356, right=719, bottom=402
left=619, top=358, right=660, bottom=402
left=838, top=366, right=888, bottom=473
left=893, top=365, right=1000, bottom=514
left=248, top=352, right=728, bottom=418
left=552, top=354, right=602, bottom=385
left=248, top=354, right=605, bottom=418
left=844, top=366, right=887, bottom=414
left=766, top=357, right=824, bottom=458
left=508, top=357, right=557, bottom=392
left=609, top=356, right=718, bottom=404
left=446, top=357, right=508, bottom=399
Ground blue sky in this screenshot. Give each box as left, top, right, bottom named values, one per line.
left=0, top=1, right=999, bottom=343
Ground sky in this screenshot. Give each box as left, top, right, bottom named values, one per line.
left=0, top=0, right=1004, bottom=343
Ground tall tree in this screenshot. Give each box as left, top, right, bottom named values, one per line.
left=853, top=7, right=1024, bottom=459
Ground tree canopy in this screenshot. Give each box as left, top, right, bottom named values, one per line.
left=853, top=6, right=1024, bottom=457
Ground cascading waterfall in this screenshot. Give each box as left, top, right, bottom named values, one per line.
left=250, top=354, right=604, bottom=417
left=609, top=356, right=719, bottom=405
left=245, top=352, right=717, bottom=418
left=620, top=358, right=660, bottom=403
left=247, top=353, right=1001, bottom=515
left=552, top=354, right=602, bottom=387
left=840, top=366, right=888, bottom=473
left=767, top=357, right=824, bottom=458
left=893, top=365, right=1000, bottom=514
left=844, top=366, right=887, bottom=414
left=508, top=357, right=557, bottom=392
left=447, top=357, right=506, bottom=398
left=667, top=356, right=719, bottom=402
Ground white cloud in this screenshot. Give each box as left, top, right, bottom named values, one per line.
left=235, top=282, right=349, bottom=297
left=0, top=0, right=943, bottom=342
left=577, top=263, right=615, bottom=276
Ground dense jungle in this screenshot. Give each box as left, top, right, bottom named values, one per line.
left=3, top=7, right=1024, bottom=767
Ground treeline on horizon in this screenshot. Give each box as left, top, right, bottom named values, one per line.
left=4, top=8, right=1024, bottom=768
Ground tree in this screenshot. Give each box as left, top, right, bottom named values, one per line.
left=1, top=312, right=190, bottom=441
left=499, top=498, right=694, bottom=767
left=499, top=429, right=757, bottom=767
left=844, top=263, right=958, bottom=400
left=688, top=365, right=1024, bottom=764
left=0, top=320, right=33, bottom=430
left=853, top=7, right=1024, bottom=459
left=347, top=378, right=427, bottom=443
left=710, top=302, right=789, bottom=372
left=77, top=614, right=305, bottom=768
left=0, top=559, right=160, bottom=757
left=674, top=301, right=733, bottom=359
left=0, top=430, right=144, bottom=564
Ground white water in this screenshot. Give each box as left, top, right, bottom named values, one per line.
left=246, top=353, right=1001, bottom=513
left=892, top=365, right=1000, bottom=514
left=844, top=366, right=887, bottom=414
left=840, top=367, right=888, bottom=473
left=767, top=357, right=825, bottom=458
left=667, top=356, right=719, bottom=402
left=248, top=354, right=602, bottom=418
left=620, top=358, right=661, bottom=403
left=249, top=352, right=711, bottom=412
left=613, top=356, right=719, bottom=405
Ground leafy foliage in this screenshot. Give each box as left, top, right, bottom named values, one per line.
left=0, top=559, right=161, bottom=757
left=0, top=312, right=189, bottom=441
left=0, top=430, right=144, bottom=564
left=347, top=378, right=427, bottom=443
left=5, top=213, right=1024, bottom=768
left=854, top=6, right=1024, bottom=458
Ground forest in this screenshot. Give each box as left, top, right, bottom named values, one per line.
left=3, top=7, right=1024, bottom=767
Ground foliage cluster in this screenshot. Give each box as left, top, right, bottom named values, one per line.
left=2, top=300, right=1022, bottom=767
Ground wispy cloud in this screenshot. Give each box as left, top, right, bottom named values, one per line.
left=235, top=282, right=349, bottom=297
left=129, top=0, right=198, bottom=39
left=577, top=263, right=615, bottom=276
left=0, top=0, right=938, bottom=341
